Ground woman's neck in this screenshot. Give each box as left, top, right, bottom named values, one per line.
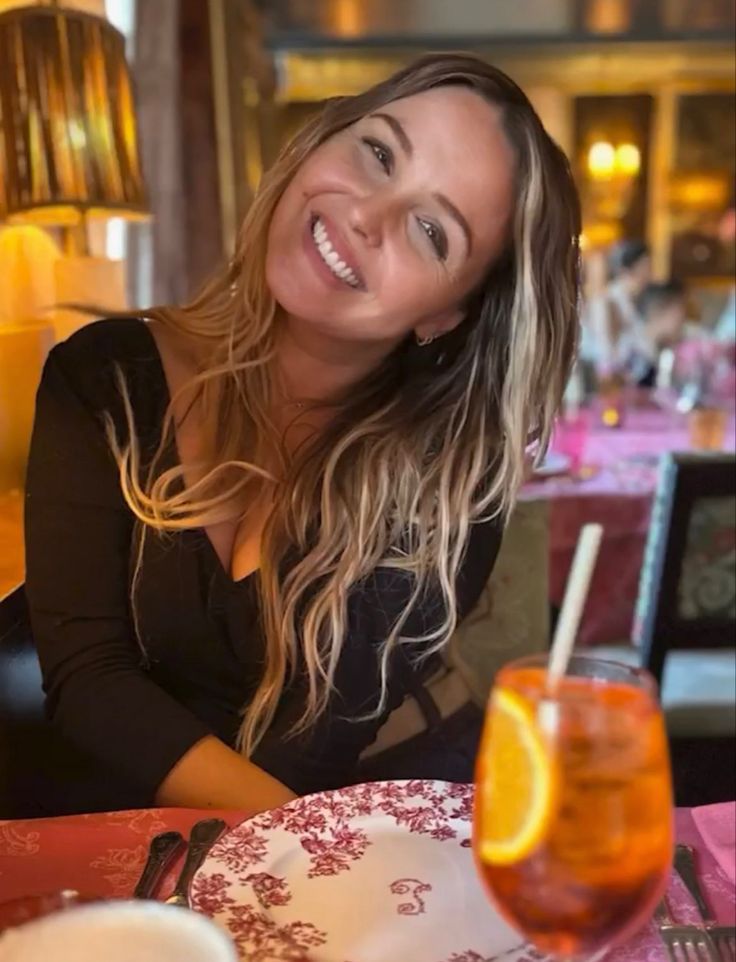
left=276, top=315, right=399, bottom=405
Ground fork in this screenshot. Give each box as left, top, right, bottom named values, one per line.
left=675, top=845, right=736, bottom=962
left=655, top=897, right=718, bottom=961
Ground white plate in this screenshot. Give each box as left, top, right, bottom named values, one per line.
left=191, top=780, right=527, bottom=962
left=533, top=451, right=572, bottom=479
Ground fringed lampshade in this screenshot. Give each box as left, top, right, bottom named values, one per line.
left=0, top=4, right=148, bottom=227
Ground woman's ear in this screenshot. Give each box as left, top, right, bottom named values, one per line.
left=414, top=305, right=465, bottom=345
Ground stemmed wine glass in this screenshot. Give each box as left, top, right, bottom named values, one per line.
left=474, top=654, right=673, bottom=961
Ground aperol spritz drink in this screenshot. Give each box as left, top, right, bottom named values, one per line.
left=474, top=655, right=673, bottom=960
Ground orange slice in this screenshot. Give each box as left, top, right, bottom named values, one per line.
left=477, top=687, right=556, bottom=865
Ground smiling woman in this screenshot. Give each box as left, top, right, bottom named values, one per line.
left=266, top=86, right=513, bottom=348
left=24, top=53, right=581, bottom=814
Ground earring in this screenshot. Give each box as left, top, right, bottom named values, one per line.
left=415, top=333, right=436, bottom=347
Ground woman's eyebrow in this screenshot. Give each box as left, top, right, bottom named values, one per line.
left=368, top=111, right=473, bottom=255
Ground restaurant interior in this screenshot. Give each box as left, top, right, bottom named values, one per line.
left=0, top=1, right=735, bottom=959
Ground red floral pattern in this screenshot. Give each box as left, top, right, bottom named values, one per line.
left=245, top=873, right=292, bottom=909
left=0, top=825, right=41, bottom=857
left=390, top=877, right=432, bottom=915
left=104, top=809, right=167, bottom=836
left=194, top=781, right=503, bottom=961
left=89, top=845, right=147, bottom=897
left=225, top=903, right=326, bottom=962
left=214, top=823, right=269, bottom=876
left=190, top=871, right=236, bottom=915
left=210, top=781, right=472, bottom=885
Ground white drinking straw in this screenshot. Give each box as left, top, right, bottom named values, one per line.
left=547, top=523, right=603, bottom=687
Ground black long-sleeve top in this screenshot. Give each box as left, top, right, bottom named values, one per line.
left=24, top=319, right=501, bottom=803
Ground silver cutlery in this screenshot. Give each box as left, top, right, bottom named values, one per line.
left=132, top=830, right=186, bottom=899
left=675, top=844, right=736, bottom=962
left=165, top=818, right=227, bottom=908
left=655, top=897, right=718, bottom=962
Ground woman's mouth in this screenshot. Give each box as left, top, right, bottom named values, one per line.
left=310, top=216, right=363, bottom=289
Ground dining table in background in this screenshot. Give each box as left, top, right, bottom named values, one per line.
left=522, top=405, right=736, bottom=647
left=0, top=798, right=733, bottom=962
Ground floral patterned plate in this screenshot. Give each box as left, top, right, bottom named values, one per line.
left=191, top=779, right=530, bottom=962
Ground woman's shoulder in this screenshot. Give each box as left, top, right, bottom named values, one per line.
left=46, top=317, right=164, bottom=401
left=42, top=318, right=168, bottom=432
left=50, top=316, right=157, bottom=370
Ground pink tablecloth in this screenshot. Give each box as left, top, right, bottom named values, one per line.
left=522, top=407, right=736, bottom=646
left=1, top=802, right=734, bottom=961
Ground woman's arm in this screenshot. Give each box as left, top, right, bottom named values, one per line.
left=25, top=326, right=293, bottom=812
left=155, top=736, right=295, bottom=811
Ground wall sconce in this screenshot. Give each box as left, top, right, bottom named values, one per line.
left=586, top=140, right=641, bottom=180
left=582, top=139, right=642, bottom=245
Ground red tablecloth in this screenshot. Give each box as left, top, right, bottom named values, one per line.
left=1, top=803, right=734, bottom=961
left=522, top=407, right=736, bottom=646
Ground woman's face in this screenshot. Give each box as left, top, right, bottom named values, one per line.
left=266, top=86, right=515, bottom=347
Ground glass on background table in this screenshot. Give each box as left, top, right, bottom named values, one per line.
left=474, top=654, right=674, bottom=961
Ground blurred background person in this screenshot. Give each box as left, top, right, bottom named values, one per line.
left=587, top=239, right=652, bottom=379
left=630, top=280, right=688, bottom=387
left=715, top=193, right=735, bottom=343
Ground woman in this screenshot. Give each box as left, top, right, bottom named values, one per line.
left=588, top=239, right=651, bottom=379
left=25, top=54, right=580, bottom=814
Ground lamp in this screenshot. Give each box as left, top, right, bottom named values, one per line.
left=0, top=3, right=148, bottom=252
left=0, top=2, right=148, bottom=491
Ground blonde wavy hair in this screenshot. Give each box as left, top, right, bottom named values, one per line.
left=112, top=53, right=581, bottom=755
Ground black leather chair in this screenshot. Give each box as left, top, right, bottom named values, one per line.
left=0, top=585, right=142, bottom=818
left=0, top=584, right=55, bottom=818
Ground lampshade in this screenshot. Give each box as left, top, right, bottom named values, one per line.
left=0, top=5, right=148, bottom=226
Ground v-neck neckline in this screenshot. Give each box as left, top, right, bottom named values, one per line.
left=136, top=319, right=261, bottom=588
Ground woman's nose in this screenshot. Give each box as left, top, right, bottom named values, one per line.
left=348, top=191, right=397, bottom=249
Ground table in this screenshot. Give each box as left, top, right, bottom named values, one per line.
left=1, top=802, right=733, bottom=961
left=522, top=406, right=736, bottom=646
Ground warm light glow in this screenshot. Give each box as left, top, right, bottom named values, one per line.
left=0, top=1, right=106, bottom=12
left=587, top=141, right=642, bottom=181
left=587, top=141, right=616, bottom=180
left=669, top=175, right=729, bottom=210
left=7, top=205, right=84, bottom=228
left=0, top=225, right=60, bottom=325
left=585, top=0, right=631, bottom=33
left=330, top=0, right=366, bottom=37
left=602, top=407, right=621, bottom=427
left=615, top=143, right=641, bottom=176
left=583, top=222, right=621, bottom=248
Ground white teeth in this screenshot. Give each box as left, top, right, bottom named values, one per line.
left=311, top=218, right=360, bottom=287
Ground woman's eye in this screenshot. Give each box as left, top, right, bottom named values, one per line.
left=418, top=219, right=448, bottom=261
left=362, top=137, right=393, bottom=174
